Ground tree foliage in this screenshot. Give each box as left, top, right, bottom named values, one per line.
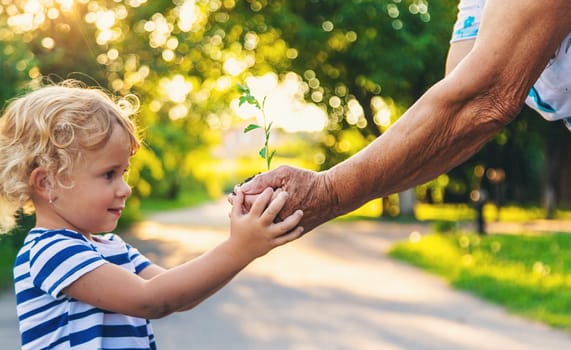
left=235, top=0, right=457, bottom=167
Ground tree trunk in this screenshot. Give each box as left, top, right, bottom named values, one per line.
left=544, top=127, right=563, bottom=219
left=399, top=188, right=416, bottom=217
left=558, top=136, right=571, bottom=205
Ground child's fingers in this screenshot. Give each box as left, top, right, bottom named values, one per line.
left=272, top=209, right=303, bottom=233
left=227, top=192, right=235, bottom=205
left=272, top=226, right=304, bottom=246
left=272, top=187, right=283, bottom=200
left=260, top=191, right=289, bottom=224
left=249, top=187, right=274, bottom=216
left=230, top=190, right=245, bottom=218
left=267, top=188, right=284, bottom=220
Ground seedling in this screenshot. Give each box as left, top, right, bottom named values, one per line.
left=238, top=83, right=276, bottom=170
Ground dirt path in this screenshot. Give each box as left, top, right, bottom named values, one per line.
left=2, top=200, right=570, bottom=349
left=124, top=200, right=571, bottom=350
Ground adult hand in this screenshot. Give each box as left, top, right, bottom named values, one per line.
left=229, top=165, right=338, bottom=233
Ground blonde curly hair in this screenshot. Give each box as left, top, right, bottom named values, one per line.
left=0, top=80, right=141, bottom=230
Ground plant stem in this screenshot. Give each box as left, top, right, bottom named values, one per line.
left=260, top=97, right=271, bottom=170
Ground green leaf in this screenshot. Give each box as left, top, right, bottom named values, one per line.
left=267, top=150, right=276, bottom=166
left=237, top=83, right=250, bottom=94
left=249, top=97, right=260, bottom=108
left=244, top=124, right=261, bottom=133
left=259, top=147, right=267, bottom=159
left=239, top=95, right=260, bottom=108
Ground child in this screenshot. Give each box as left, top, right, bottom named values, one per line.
left=0, top=80, right=304, bottom=349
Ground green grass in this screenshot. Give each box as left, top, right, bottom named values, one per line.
left=337, top=201, right=571, bottom=222
left=389, top=232, right=571, bottom=331
left=0, top=211, right=33, bottom=290
left=415, top=203, right=571, bottom=222
left=0, top=244, right=17, bottom=290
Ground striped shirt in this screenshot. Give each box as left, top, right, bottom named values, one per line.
left=14, top=228, right=156, bottom=349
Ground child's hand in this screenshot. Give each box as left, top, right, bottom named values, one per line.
left=227, top=185, right=283, bottom=215
left=229, top=188, right=303, bottom=260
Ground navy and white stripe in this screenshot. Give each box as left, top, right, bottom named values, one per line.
left=14, top=228, right=155, bottom=349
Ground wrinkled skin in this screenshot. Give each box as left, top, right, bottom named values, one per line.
left=231, top=166, right=336, bottom=232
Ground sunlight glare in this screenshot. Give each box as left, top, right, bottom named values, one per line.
left=372, top=96, right=392, bottom=127
left=95, top=10, right=115, bottom=30
left=162, top=49, right=175, bottom=62
left=233, top=73, right=327, bottom=133
left=216, top=76, right=232, bottom=91
left=96, top=29, right=112, bottom=45
left=177, top=0, right=197, bottom=32
left=168, top=104, right=189, bottom=120
left=166, top=37, right=178, bottom=50
left=223, top=57, right=248, bottom=76
left=58, top=0, right=73, bottom=11
left=8, top=0, right=78, bottom=33
left=8, top=13, right=34, bottom=32
left=125, top=0, right=148, bottom=7
left=41, top=36, right=54, bottom=49
left=161, top=75, right=193, bottom=104
left=346, top=98, right=364, bottom=125
left=47, top=7, right=58, bottom=19
left=148, top=14, right=171, bottom=48
left=107, top=48, right=119, bottom=60
left=24, top=0, right=41, bottom=14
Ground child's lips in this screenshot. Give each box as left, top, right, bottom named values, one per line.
left=108, top=207, right=123, bottom=216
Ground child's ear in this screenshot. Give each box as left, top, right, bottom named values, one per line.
left=30, top=168, right=54, bottom=202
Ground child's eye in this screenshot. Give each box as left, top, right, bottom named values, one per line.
left=104, top=171, right=115, bottom=180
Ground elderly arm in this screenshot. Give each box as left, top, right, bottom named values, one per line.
left=240, top=0, right=571, bottom=231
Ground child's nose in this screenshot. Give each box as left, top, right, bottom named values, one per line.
left=118, top=178, right=132, bottom=197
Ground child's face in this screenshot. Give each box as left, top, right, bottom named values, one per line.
left=49, top=126, right=133, bottom=236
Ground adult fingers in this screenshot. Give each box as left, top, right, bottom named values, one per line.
left=240, top=166, right=289, bottom=194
